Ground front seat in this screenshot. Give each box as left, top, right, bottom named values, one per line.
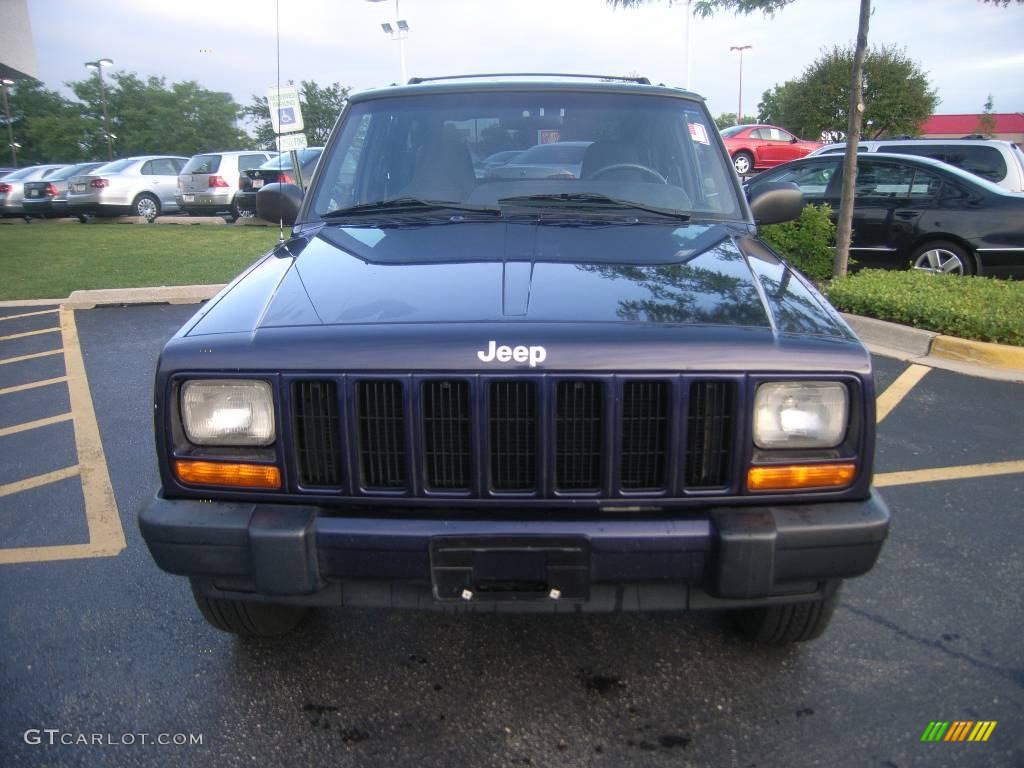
left=402, top=138, right=477, bottom=202
left=581, top=140, right=642, bottom=180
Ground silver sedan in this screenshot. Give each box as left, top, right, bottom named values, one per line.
left=0, top=165, right=68, bottom=216
left=66, top=155, right=188, bottom=219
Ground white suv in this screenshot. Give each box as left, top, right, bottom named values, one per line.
left=809, top=139, right=1024, bottom=193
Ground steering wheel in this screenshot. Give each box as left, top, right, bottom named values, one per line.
left=588, top=163, right=668, bottom=184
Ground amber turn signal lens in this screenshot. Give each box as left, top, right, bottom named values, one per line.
left=174, top=460, right=281, bottom=489
left=747, top=462, right=856, bottom=491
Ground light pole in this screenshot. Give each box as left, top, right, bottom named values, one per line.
left=729, top=45, right=751, bottom=122
left=683, top=0, right=693, bottom=89
left=367, top=0, right=410, bottom=83
left=85, top=58, right=114, bottom=161
left=1, top=78, right=16, bottom=168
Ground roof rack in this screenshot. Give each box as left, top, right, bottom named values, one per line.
left=406, top=72, right=651, bottom=86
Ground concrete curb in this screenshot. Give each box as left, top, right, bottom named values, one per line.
left=62, top=284, right=226, bottom=310
left=233, top=217, right=277, bottom=227
left=843, top=312, right=1024, bottom=378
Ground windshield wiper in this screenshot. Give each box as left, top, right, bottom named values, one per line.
left=321, top=197, right=501, bottom=219
left=497, top=193, right=690, bottom=222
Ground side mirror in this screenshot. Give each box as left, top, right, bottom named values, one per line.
left=256, top=182, right=304, bottom=225
left=747, top=181, right=804, bottom=225
left=790, top=136, right=799, bottom=144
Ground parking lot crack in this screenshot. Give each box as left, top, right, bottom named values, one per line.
left=842, top=604, right=1024, bottom=689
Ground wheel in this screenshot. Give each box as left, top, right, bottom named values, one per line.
left=732, top=151, right=754, bottom=176
left=910, top=240, right=974, bottom=276
left=733, top=584, right=842, bottom=645
left=588, top=163, right=668, bottom=183
left=190, top=582, right=308, bottom=638
left=227, top=199, right=240, bottom=222
left=133, top=193, right=161, bottom=219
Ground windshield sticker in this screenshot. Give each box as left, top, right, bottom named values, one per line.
left=688, top=123, right=710, bottom=145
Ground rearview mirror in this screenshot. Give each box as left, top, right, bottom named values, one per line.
left=747, top=181, right=804, bottom=226
left=256, top=183, right=304, bottom=226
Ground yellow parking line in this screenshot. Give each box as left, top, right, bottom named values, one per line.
left=59, top=307, right=125, bottom=557
left=876, top=364, right=930, bottom=423
left=0, top=465, right=80, bottom=498
left=875, top=459, right=1024, bottom=488
left=0, top=309, right=125, bottom=566
left=0, top=543, right=108, bottom=565
left=0, top=413, right=73, bottom=437
left=0, top=309, right=59, bottom=322
left=0, top=376, right=68, bottom=396
left=0, top=327, right=60, bottom=342
left=0, top=349, right=63, bottom=366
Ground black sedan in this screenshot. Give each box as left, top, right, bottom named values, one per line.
left=236, top=148, right=322, bottom=218
left=747, top=153, right=1024, bottom=277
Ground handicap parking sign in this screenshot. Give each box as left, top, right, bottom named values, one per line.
left=266, top=85, right=304, bottom=134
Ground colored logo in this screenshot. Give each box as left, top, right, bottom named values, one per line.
left=921, top=721, right=997, bottom=742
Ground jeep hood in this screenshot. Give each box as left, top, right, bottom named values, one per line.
left=186, top=222, right=853, bottom=340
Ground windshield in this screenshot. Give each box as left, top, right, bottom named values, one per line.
left=49, top=163, right=102, bottom=181
left=182, top=154, right=221, bottom=174
left=92, top=158, right=135, bottom=174
left=259, top=148, right=322, bottom=171
left=3, top=166, right=40, bottom=180
left=311, top=90, right=740, bottom=221
left=719, top=125, right=746, bottom=137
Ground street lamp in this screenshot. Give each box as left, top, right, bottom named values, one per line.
left=729, top=45, right=753, bottom=121
left=85, top=58, right=114, bottom=161
left=682, top=0, right=693, bottom=90
left=367, top=0, right=410, bottom=83
left=1, top=78, right=16, bottom=168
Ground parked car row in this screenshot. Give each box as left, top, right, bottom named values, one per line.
left=0, top=148, right=326, bottom=222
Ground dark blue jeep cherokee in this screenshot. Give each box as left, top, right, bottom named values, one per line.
left=140, top=75, right=889, bottom=643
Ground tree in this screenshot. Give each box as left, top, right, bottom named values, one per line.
left=5, top=80, right=93, bottom=164
left=977, top=94, right=996, bottom=137
left=832, top=0, right=870, bottom=280
left=242, top=80, right=350, bottom=149
left=713, top=112, right=757, bottom=130
left=70, top=72, right=250, bottom=158
left=755, top=46, right=937, bottom=140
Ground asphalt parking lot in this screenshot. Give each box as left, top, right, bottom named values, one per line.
left=1, top=303, right=1022, bottom=768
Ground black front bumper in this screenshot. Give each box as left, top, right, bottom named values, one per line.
left=140, top=491, right=889, bottom=611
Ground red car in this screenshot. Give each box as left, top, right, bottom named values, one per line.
left=720, top=124, right=821, bottom=175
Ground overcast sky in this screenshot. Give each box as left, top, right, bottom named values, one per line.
left=26, top=0, right=1024, bottom=129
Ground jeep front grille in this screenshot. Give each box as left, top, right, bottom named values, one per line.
left=555, top=381, right=603, bottom=491
left=422, top=380, right=472, bottom=490
left=291, top=380, right=342, bottom=487
left=685, top=380, right=736, bottom=488
left=356, top=380, right=407, bottom=489
left=489, top=381, right=537, bottom=492
left=620, top=381, right=670, bottom=490
left=290, top=375, right=739, bottom=498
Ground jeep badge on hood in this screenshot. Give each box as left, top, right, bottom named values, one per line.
left=477, top=341, right=547, bottom=367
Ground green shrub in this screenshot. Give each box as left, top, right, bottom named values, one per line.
left=825, top=269, right=1024, bottom=346
left=760, top=204, right=836, bottom=282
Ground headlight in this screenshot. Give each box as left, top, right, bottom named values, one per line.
left=753, top=382, right=848, bottom=449
left=181, top=380, right=275, bottom=446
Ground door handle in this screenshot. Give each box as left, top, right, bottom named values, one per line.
left=895, top=211, right=917, bottom=219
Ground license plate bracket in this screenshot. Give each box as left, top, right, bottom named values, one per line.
left=430, top=536, right=590, bottom=602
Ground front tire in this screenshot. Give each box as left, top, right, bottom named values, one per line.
left=732, top=151, right=754, bottom=176
left=733, top=584, right=842, bottom=645
left=910, top=240, right=974, bottom=276
left=191, top=582, right=308, bottom=638
left=133, top=193, right=161, bottom=219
